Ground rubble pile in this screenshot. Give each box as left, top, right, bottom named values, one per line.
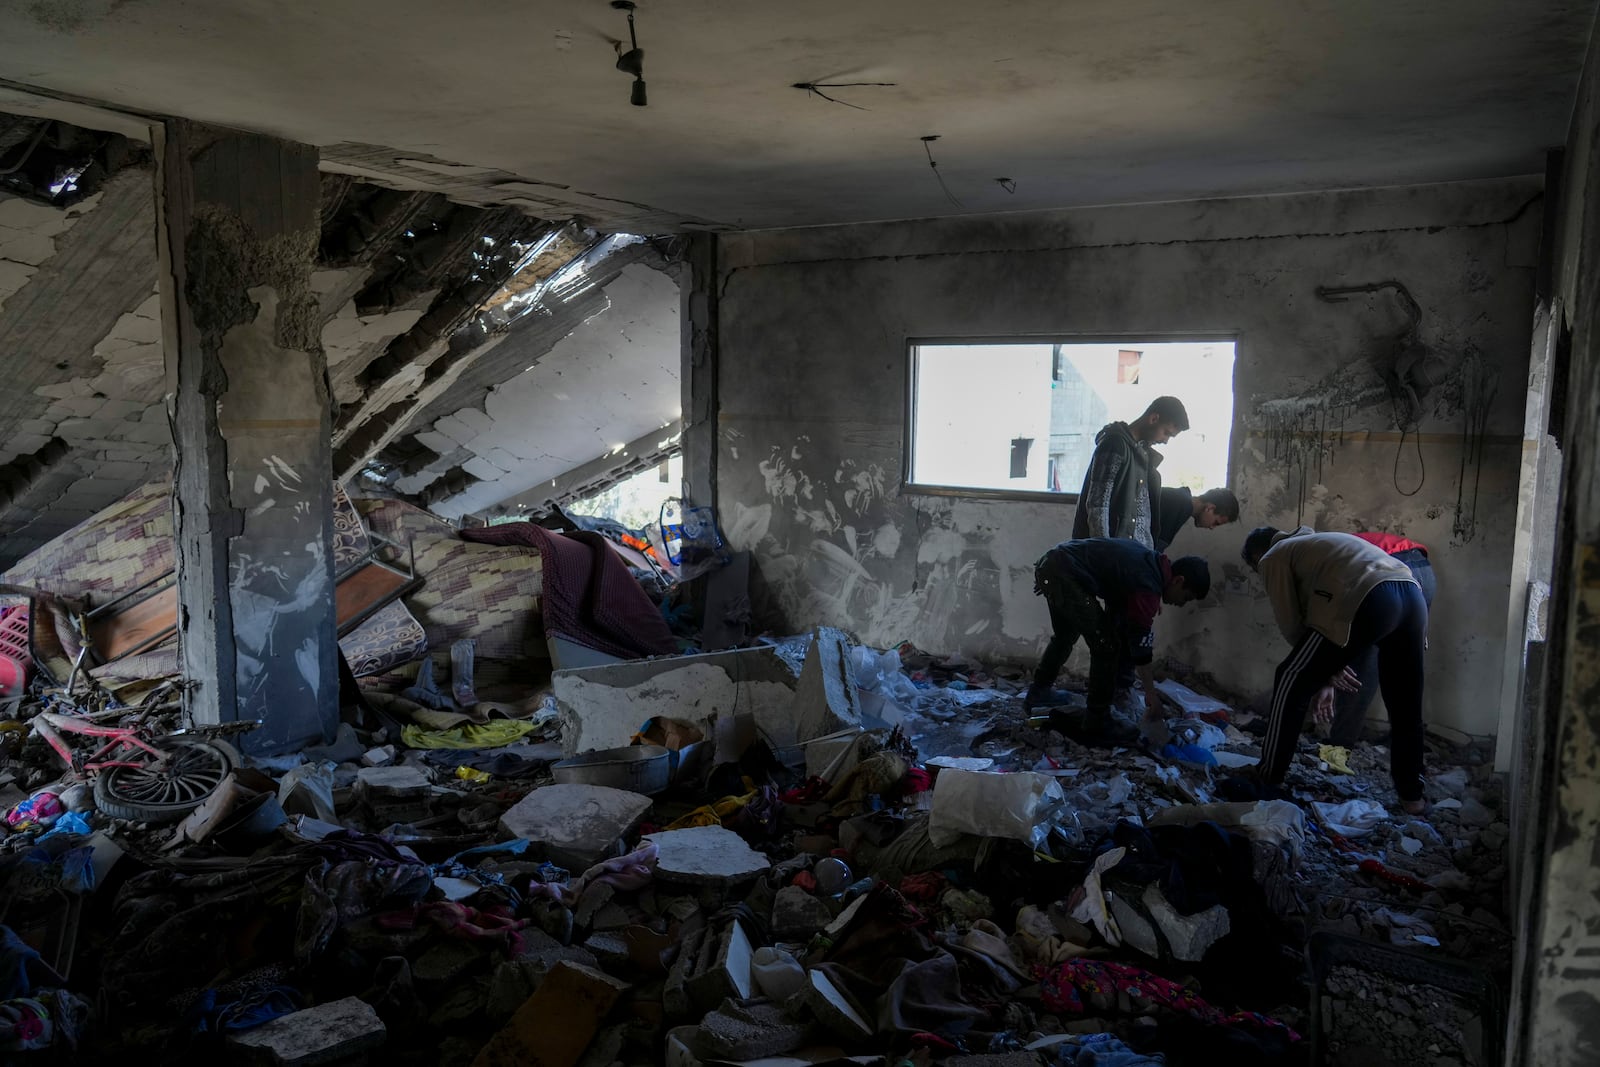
left=1322, top=966, right=1484, bottom=1066
left=0, top=627, right=1509, bottom=1066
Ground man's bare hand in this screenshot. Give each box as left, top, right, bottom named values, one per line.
left=1329, top=666, right=1362, bottom=693
left=1313, top=686, right=1337, bottom=726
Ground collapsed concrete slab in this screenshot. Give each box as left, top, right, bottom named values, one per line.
left=552, top=647, right=799, bottom=757
left=645, top=825, right=772, bottom=886
left=499, top=783, right=652, bottom=871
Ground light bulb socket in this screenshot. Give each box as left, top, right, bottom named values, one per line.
left=630, top=78, right=648, bottom=106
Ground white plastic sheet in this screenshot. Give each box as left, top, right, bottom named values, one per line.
left=928, top=768, right=1067, bottom=849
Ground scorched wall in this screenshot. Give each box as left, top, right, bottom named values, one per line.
left=715, top=178, right=1542, bottom=736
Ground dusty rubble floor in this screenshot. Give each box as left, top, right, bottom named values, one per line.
left=1, top=661, right=1508, bottom=1067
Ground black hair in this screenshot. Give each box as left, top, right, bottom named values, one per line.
left=1170, top=556, right=1211, bottom=599
left=1242, top=526, right=1279, bottom=566
left=1142, top=395, right=1190, bottom=431
left=1198, top=487, right=1240, bottom=521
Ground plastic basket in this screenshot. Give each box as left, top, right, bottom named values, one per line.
left=1307, top=930, right=1503, bottom=1067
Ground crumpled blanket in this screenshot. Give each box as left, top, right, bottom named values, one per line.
left=459, top=523, right=676, bottom=659
left=296, top=857, right=432, bottom=966
left=376, top=900, right=530, bottom=955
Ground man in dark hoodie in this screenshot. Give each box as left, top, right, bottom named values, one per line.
left=1072, top=396, right=1190, bottom=550
left=1154, top=486, right=1240, bottom=553
left=1027, top=537, right=1210, bottom=744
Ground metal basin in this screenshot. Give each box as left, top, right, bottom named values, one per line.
left=552, top=745, right=671, bottom=795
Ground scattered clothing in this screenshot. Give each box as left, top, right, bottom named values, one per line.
left=460, top=523, right=677, bottom=660
left=400, top=719, right=540, bottom=750
left=1039, top=958, right=1300, bottom=1039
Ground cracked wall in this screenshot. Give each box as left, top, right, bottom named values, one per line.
left=716, top=177, right=1540, bottom=736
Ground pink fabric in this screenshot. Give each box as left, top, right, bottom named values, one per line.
left=459, top=523, right=676, bottom=659
left=523, top=842, right=659, bottom=906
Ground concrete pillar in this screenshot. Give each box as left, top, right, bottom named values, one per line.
left=679, top=232, right=718, bottom=507
left=154, top=120, right=338, bottom=753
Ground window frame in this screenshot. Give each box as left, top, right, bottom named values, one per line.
left=901, top=332, right=1240, bottom=502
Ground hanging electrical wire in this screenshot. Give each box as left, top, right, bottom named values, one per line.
left=792, top=81, right=897, bottom=110
left=1452, top=354, right=1498, bottom=543
left=920, top=136, right=962, bottom=208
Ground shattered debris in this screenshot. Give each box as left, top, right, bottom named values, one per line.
left=0, top=568, right=1512, bottom=1066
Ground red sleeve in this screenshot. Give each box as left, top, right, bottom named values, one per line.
left=1355, top=531, right=1427, bottom=555
left=1124, top=590, right=1161, bottom=630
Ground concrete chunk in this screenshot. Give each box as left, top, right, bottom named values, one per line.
left=500, top=783, right=652, bottom=871
left=227, top=996, right=385, bottom=1066
left=357, top=765, right=429, bottom=799
left=771, top=885, right=833, bottom=939
left=687, top=918, right=754, bottom=1010
left=473, top=960, right=630, bottom=1067
left=645, top=825, right=771, bottom=885
left=1143, top=885, right=1231, bottom=962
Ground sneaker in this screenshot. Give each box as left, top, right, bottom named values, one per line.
left=1023, top=686, right=1080, bottom=712
left=1049, top=707, right=1139, bottom=747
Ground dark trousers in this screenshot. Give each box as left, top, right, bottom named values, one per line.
left=1032, top=569, right=1119, bottom=710
left=1261, top=579, right=1429, bottom=801
left=1330, top=552, right=1436, bottom=745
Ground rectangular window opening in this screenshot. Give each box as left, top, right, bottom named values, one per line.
left=907, top=339, right=1236, bottom=499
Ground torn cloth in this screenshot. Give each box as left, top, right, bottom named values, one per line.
left=459, top=523, right=676, bottom=659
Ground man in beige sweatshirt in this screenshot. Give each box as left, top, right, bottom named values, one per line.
left=1242, top=526, right=1428, bottom=812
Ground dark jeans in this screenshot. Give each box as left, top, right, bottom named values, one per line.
left=1261, top=579, right=1428, bottom=801
left=1032, top=568, right=1119, bottom=710
left=1330, top=552, right=1435, bottom=745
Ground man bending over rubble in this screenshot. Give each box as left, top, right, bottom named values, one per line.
left=1243, top=526, right=1429, bottom=814
left=1027, top=538, right=1210, bottom=745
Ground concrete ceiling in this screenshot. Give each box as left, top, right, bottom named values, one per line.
left=0, top=1, right=1590, bottom=231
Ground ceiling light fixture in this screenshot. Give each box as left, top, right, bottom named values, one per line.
left=611, top=1, right=647, bottom=107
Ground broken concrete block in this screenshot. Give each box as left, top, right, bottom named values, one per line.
left=694, top=999, right=812, bottom=1061
left=792, top=627, right=863, bottom=744
left=413, top=938, right=488, bottom=993
left=361, top=745, right=396, bottom=767
left=357, top=765, right=429, bottom=799
left=771, top=885, right=833, bottom=939
left=687, top=918, right=754, bottom=1010
left=227, top=996, right=385, bottom=1066
left=1142, top=885, right=1230, bottom=962
left=500, top=783, right=652, bottom=872
left=664, top=926, right=709, bottom=1018
left=472, top=960, right=630, bottom=1067
left=804, top=968, right=873, bottom=1042
left=582, top=931, right=631, bottom=968
left=553, top=647, right=798, bottom=758
left=645, top=825, right=771, bottom=885
left=1109, top=895, right=1160, bottom=960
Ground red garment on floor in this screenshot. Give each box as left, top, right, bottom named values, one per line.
left=460, top=523, right=677, bottom=660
